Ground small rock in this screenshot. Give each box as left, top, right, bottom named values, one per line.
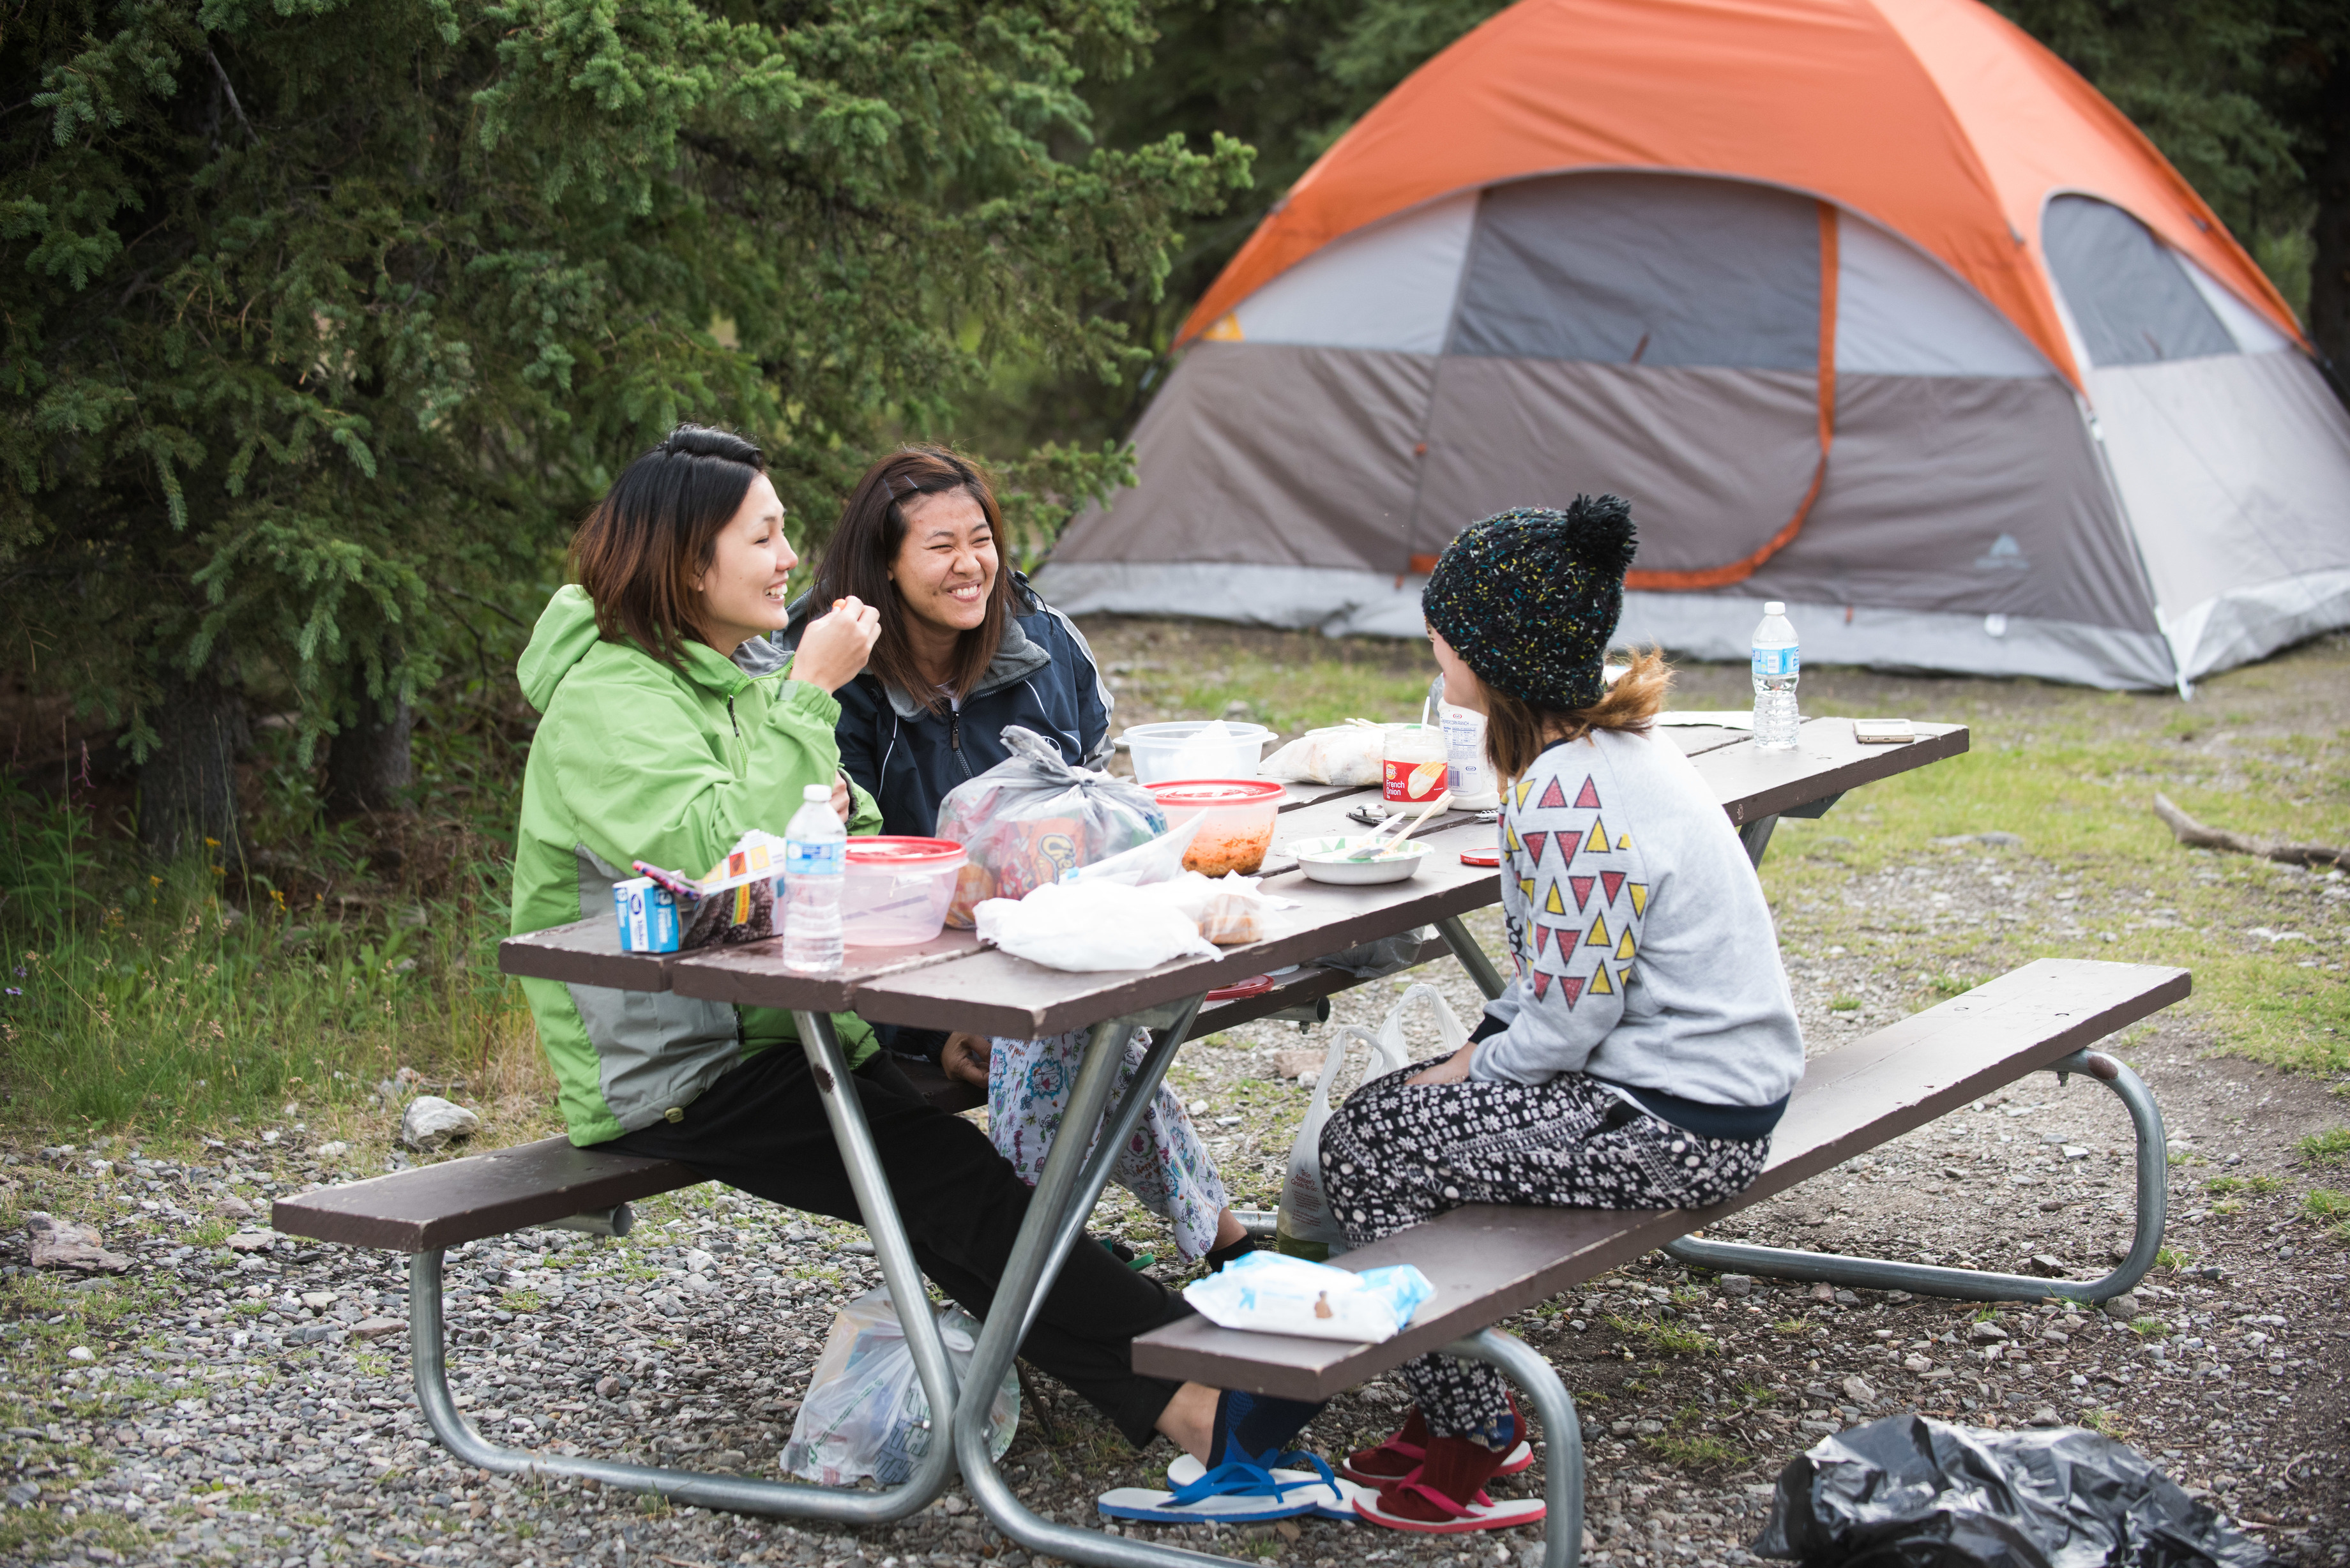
left=685, top=1249, right=716, bottom=1275
left=1188, top=1099, right=1209, bottom=1116
left=350, top=1318, right=405, bottom=1341
left=1273, top=1048, right=1323, bottom=1081
left=1634, top=1418, right=1664, bottom=1435
left=1833, top=1289, right=1860, bottom=1305
left=398, top=1096, right=482, bottom=1151
left=1902, top=1353, right=1932, bottom=1373
left=225, top=1232, right=276, bottom=1253
left=2028, top=1407, right=2062, bottom=1427
left=941, top=1494, right=967, bottom=1516
left=841, top=1240, right=875, bottom=1256
left=714, top=1449, right=748, bottom=1470
left=596, top=1375, right=630, bottom=1400
left=2103, top=1292, right=2140, bottom=1320
left=215, top=1196, right=255, bottom=1221
left=1969, top=1321, right=2011, bottom=1342
left=1840, top=1376, right=1877, bottom=1405
left=66, top=1346, right=95, bottom=1362
left=1809, top=1283, right=1837, bottom=1302
left=314, top=1142, right=349, bottom=1161
left=2061, top=1145, right=2088, bottom=1160
left=1611, top=1419, right=1635, bottom=1436
left=2028, top=1254, right=2069, bottom=1278
left=4, top=1481, right=38, bottom=1506
left=299, top=1291, right=338, bottom=1310
left=26, top=1214, right=132, bottom=1274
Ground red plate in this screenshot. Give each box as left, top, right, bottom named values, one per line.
left=1205, top=974, right=1277, bottom=1002
left=1459, top=847, right=1501, bottom=867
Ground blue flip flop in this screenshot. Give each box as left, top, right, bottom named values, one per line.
left=1098, top=1447, right=1369, bottom=1525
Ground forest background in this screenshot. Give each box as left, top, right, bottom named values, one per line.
left=1, top=0, right=2346, bottom=1131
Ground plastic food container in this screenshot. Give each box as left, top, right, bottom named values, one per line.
left=1121, top=721, right=1275, bottom=785
left=841, top=837, right=968, bottom=946
left=1145, top=780, right=1286, bottom=877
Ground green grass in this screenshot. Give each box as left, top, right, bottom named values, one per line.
left=1642, top=1432, right=1745, bottom=1466
left=1830, top=995, right=1863, bottom=1013
left=2304, top=1189, right=2350, bottom=1222
left=2299, top=1128, right=2350, bottom=1165
left=1604, top=1314, right=1719, bottom=1355
left=2128, top=1316, right=2169, bottom=1338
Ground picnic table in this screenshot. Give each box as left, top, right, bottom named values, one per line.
left=476, top=714, right=1969, bottom=1564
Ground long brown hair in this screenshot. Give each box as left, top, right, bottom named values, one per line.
left=1483, top=646, right=1673, bottom=780
left=814, top=446, right=1013, bottom=711
left=569, top=425, right=766, bottom=668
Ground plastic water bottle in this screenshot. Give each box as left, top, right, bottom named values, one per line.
left=783, top=783, right=846, bottom=973
left=1750, top=601, right=1801, bottom=750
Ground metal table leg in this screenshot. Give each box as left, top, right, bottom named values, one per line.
left=1446, top=1329, right=1583, bottom=1568
left=403, top=1011, right=962, bottom=1521
left=1436, top=912, right=1507, bottom=1002
left=953, top=998, right=1252, bottom=1568
left=1665, top=1048, right=2167, bottom=1304
left=1738, top=815, right=1780, bottom=869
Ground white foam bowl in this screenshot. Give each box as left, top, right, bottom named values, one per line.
left=1289, top=834, right=1434, bottom=886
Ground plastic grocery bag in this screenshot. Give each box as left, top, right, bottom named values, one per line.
left=1183, top=1251, right=1436, bottom=1343
left=936, top=727, right=1167, bottom=926
left=975, top=879, right=1220, bottom=972
left=783, top=1288, right=1020, bottom=1488
left=1260, top=722, right=1386, bottom=787
left=1277, top=984, right=1462, bottom=1257
left=1754, top=1415, right=2275, bottom=1568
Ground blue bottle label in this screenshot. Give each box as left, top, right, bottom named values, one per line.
left=1752, top=646, right=1800, bottom=678
left=785, top=839, right=845, bottom=877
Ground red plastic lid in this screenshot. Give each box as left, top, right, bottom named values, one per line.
left=1206, top=974, right=1277, bottom=1002
left=1459, top=847, right=1501, bottom=867
left=1146, top=780, right=1286, bottom=806
left=844, top=836, right=967, bottom=864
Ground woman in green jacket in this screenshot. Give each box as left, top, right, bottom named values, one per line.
left=508, top=426, right=1294, bottom=1465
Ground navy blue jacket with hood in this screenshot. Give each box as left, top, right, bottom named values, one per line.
left=770, top=573, right=1114, bottom=838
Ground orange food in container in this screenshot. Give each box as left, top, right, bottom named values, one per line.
left=1145, top=780, right=1286, bottom=877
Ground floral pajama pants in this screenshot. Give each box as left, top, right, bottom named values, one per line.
left=1319, top=1067, right=1770, bottom=1444
left=987, top=1028, right=1231, bottom=1262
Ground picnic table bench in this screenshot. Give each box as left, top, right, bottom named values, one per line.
left=267, top=714, right=2192, bottom=1568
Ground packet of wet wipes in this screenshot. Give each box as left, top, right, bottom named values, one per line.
left=1181, top=1250, right=1434, bottom=1343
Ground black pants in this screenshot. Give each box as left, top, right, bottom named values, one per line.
left=611, top=1043, right=1188, bottom=1447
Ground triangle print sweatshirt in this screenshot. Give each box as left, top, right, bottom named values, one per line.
left=1472, top=727, right=1805, bottom=1119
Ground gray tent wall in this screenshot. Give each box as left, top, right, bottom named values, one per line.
left=1037, top=174, right=2350, bottom=690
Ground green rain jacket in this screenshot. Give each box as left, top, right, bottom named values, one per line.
left=511, top=585, right=883, bottom=1147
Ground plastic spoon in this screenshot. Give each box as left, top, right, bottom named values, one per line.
left=1349, top=790, right=1453, bottom=860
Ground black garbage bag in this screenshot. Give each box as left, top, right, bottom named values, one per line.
left=1753, top=1415, right=2275, bottom=1568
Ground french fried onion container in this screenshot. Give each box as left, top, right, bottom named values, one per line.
left=1144, top=780, right=1285, bottom=877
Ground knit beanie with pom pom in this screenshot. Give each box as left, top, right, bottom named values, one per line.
left=1420, top=496, right=1639, bottom=711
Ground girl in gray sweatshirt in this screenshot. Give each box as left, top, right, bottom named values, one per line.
left=1322, top=499, right=1804, bottom=1535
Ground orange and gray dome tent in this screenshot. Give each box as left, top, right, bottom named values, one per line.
left=1035, top=0, right=2350, bottom=690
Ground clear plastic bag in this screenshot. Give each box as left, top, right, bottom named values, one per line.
left=782, top=1288, right=1019, bottom=1488
left=1277, top=984, right=1462, bottom=1257
left=936, top=727, right=1167, bottom=926
left=1259, top=722, right=1387, bottom=786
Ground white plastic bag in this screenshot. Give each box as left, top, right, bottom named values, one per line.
left=1277, top=983, right=1467, bottom=1258
left=1183, top=1250, right=1436, bottom=1343
left=1259, top=723, right=1386, bottom=786
left=782, top=1288, right=1019, bottom=1487
left=974, top=880, right=1220, bottom=972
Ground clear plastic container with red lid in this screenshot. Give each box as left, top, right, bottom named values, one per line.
left=1145, top=780, right=1285, bottom=877
left=841, top=836, right=968, bottom=946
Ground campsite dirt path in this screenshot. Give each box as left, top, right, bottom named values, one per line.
left=0, top=629, right=2343, bottom=1568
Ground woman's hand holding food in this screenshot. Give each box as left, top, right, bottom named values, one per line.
left=791, top=596, right=882, bottom=693
left=1406, top=1040, right=1478, bottom=1087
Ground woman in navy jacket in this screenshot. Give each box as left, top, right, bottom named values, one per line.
left=780, top=446, right=1253, bottom=1269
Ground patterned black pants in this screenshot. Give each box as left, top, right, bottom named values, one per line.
left=1319, top=1068, right=1770, bottom=1443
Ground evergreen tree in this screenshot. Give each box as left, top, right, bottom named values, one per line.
left=0, top=0, right=1248, bottom=854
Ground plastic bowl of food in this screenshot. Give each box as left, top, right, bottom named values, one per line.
left=841, top=837, right=968, bottom=946
left=1288, top=834, right=1435, bottom=886
left=1122, top=721, right=1275, bottom=785
left=1145, top=779, right=1286, bottom=877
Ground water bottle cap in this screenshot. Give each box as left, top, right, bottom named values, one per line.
left=1763, top=601, right=1785, bottom=616
left=803, top=783, right=831, bottom=803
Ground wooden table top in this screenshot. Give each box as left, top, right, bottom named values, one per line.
left=497, top=716, right=1967, bottom=1036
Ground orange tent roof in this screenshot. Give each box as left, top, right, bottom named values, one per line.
left=1174, top=0, right=2303, bottom=386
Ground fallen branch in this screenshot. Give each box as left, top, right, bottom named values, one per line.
left=2151, top=794, right=2349, bottom=871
